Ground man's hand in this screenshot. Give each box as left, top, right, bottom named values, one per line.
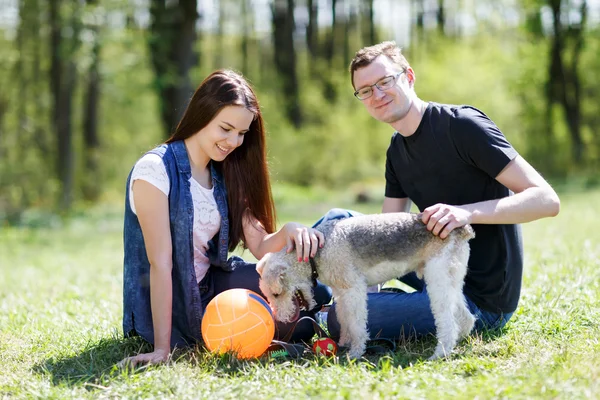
left=420, top=204, right=473, bottom=239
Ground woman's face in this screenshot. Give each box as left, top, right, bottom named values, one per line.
left=196, top=105, right=254, bottom=162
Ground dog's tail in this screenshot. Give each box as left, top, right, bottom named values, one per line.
left=456, top=224, right=475, bottom=241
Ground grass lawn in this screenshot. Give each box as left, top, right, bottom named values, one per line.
left=1, top=184, right=599, bottom=399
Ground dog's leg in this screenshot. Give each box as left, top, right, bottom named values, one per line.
left=455, top=295, right=476, bottom=338
left=451, top=242, right=475, bottom=338
left=423, top=248, right=461, bottom=361
left=333, top=279, right=369, bottom=359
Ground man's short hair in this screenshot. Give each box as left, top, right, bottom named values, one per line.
left=349, top=41, right=410, bottom=88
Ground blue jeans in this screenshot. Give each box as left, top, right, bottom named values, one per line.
left=199, top=258, right=332, bottom=343
left=327, top=271, right=513, bottom=341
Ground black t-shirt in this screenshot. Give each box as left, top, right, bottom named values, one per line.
left=385, top=102, right=523, bottom=313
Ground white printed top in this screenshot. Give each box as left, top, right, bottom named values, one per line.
left=129, top=154, right=220, bottom=283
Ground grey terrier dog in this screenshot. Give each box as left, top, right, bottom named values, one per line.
left=257, top=212, right=476, bottom=360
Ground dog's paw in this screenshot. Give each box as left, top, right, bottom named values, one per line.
left=458, top=315, right=476, bottom=338
left=348, top=345, right=366, bottom=360
left=429, top=344, right=451, bottom=361
left=338, top=334, right=351, bottom=348
left=428, top=352, right=446, bottom=361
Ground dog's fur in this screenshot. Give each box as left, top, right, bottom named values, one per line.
left=257, top=212, right=476, bottom=360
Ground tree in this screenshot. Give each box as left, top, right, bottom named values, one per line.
left=412, top=0, right=425, bottom=49
left=362, top=0, right=377, bottom=45
left=148, top=0, right=199, bottom=136
left=272, top=0, right=302, bottom=127
left=49, top=0, right=81, bottom=211
left=240, top=0, right=253, bottom=76
left=214, top=0, right=226, bottom=68
left=547, top=0, right=587, bottom=164
left=82, top=0, right=103, bottom=201
left=306, top=0, right=319, bottom=59
left=437, top=0, right=445, bottom=35
left=324, top=0, right=338, bottom=66
left=343, top=3, right=358, bottom=69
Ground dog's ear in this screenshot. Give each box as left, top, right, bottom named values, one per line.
left=263, top=262, right=287, bottom=293
left=256, top=253, right=271, bottom=276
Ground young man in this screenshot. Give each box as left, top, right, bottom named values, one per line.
left=327, top=41, right=560, bottom=341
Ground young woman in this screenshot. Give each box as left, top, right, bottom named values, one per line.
left=121, top=70, right=331, bottom=366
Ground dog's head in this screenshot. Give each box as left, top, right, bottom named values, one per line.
left=256, top=251, right=316, bottom=323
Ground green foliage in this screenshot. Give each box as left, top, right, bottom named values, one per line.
left=2, top=2, right=600, bottom=220
left=260, top=70, right=390, bottom=188
left=411, top=33, right=526, bottom=152
left=1, top=187, right=600, bottom=398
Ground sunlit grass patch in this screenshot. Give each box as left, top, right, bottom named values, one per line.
left=1, top=187, right=599, bottom=398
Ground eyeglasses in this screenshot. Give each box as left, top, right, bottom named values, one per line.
left=353, top=71, right=405, bottom=100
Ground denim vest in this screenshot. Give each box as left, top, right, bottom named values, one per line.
left=122, top=140, right=231, bottom=348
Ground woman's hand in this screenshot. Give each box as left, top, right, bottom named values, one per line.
left=118, top=348, right=170, bottom=369
left=282, top=222, right=325, bottom=262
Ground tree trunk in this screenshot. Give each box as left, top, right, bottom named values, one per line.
left=344, top=7, right=357, bottom=69
left=415, top=0, right=424, bottom=31
left=546, top=0, right=564, bottom=164
left=564, top=0, right=586, bottom=164
left=437, top=0, right=445, bottom=35
left=32, top=0, right=49, bottom=157
left=324, top=0, right=338, bottom=66
left=49, top=0, right=80, bottom=211
left=272, top=0, right=302, bottom=128
left=148, top=0, right=199, bottom=136
left=363, top=0, right=376, bottom=45
left=306, top=0, right=319, bottom=58
left=82, top=0, right=102, bottom=201
left=547, top=0, right=586, bottom=165
left=0, top=83, right=7, bottom=160
left=320, top=0, right=338, bottom=102
left=0, top=95, right=6, bottom=152
left=411, top=0, right=425, bottom=50
left=241, top=0, right=251, bottom=76
left=215, top=0, right=225, bottom=68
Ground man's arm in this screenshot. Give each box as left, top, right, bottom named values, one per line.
left=382, top=197, right=412, bottom=213
left=421, top=155, right=560, bottom=238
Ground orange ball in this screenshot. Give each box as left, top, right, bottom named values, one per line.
left=201, top=289, right=275, bottom=359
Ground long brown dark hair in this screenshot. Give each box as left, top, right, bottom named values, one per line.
left=166, top=70, right=276, bottom=251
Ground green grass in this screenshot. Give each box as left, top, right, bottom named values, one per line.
left=1, top=185, right=599, bottom=399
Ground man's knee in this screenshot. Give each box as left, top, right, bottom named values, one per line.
left=326, top=304, right=341, bottom=340
left=313, top=281, right=332, bottom=308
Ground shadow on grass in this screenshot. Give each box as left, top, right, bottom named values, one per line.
left=196, top=325, right=514, bottom=374
left=477, top=325, right=511, bottom=342
left=32, top=326, right=512, bottom=387
left=32, top=335, right=153, bottom=387
left=367, top=325, right=511, bottom=368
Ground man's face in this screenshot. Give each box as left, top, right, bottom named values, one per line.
left=353, top=55, right=413, bottom=124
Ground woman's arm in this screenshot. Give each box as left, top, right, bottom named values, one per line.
left=242, top=212, right=324, bottom=262
left=120, top=180, right=173, bottom=367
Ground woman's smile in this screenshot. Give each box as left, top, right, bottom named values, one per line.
left=216, top=143, right=232, bottom=154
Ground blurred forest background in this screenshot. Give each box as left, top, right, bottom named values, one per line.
left=0, top=0, right=599, bottom=224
